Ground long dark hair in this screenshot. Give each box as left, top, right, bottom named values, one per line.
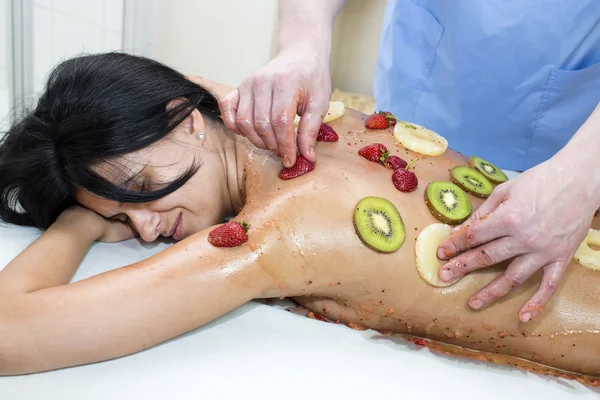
left=0, top=52, right=222, bottom=229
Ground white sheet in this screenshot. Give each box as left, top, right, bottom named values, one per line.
left=0, top=171, right=598, bottom=400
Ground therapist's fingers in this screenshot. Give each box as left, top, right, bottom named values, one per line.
left=253, top=80, right=280, bottom=156
left=467, top=254, right=541, bottom=310
left=463, top=182, right=509, bottom=227
left=438, top=237, right=520, bottom=282
left=437, top=185, right=509, bottom=259
left=437, top=210, right=507, bottom=260
left=297, top=98, right=329, bottom=163
left=518, top=261, right=567, bottom=322
left=235, top=83, right=269, bottom=151
left=220, top=86, right=267, bottom=150
left=271, top=87, right=301, bottom=168
left=218, top=89, right=240, bottom=133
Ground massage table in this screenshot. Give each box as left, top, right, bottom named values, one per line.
left=0, top=171, right=598, bottom=400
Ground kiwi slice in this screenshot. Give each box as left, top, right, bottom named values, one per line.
left=425, top=181, right=472, bottom=225
left=451, top=166, right=493, bottom=198
left=353, top=197, right=406, bottom=253
left=468, top=156, right=508, bottom=184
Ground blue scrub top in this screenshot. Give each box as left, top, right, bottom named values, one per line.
left=374, top=0, right=600, bottom=172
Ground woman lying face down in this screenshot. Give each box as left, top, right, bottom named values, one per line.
left=0, top=53, right=599, bottom=384
left=0, top=53, right=244, bottom=240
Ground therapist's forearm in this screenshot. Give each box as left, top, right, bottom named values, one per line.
left=553, top=101, right=600, bottom=209
left=277, top=0, right=345, bottom=58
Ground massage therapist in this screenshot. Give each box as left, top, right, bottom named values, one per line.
left=218, top=0, right=600, bottom=322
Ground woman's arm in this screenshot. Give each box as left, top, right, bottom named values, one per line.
left=0, top=209, right=277, bottom=375
left=0, top=207, right=134, bottom=294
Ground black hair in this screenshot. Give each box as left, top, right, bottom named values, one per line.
left=0, top=52, right=222, bottom=229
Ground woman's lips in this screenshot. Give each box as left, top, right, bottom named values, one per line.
left=172, top=213, right=184, bottom=241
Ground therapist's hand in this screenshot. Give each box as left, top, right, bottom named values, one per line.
left=436, top=158, right=597, bottom=322
left=218, top=44, right=331, bottom=168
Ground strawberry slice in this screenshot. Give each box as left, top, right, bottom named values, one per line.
left=384, top=155, right=408, bottom=170
left=391, top=158, right=420, bottom=192
left=317, top=123, right=339, bottom=142
left=392, top=169, right=418, bottom=192
left=208, top=221, right=249, bottom=248
left=279, top=155, right=315, bottom=180
left=365, top=111, right=398, bottom=129
left=365, top=113, right=389, bottom=129
left=358, top=143, right=389, bottom=164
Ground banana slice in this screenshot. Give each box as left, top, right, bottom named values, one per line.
left=293, top=101, right=346, bottom=126
left=415, top=223, right=461, bottom=287
left=574, top=228, right=600, bottom=271
left=393, top=120, right=448, bottom=156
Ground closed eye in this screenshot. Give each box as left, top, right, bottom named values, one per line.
left=139, top=178, right=154, bottom=193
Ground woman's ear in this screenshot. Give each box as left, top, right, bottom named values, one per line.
left=166, top=98, right=205, bottom=138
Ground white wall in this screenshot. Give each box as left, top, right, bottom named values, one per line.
left=32, top=0, right=125, bottom=93
left=154, top=0, right=385, bottom=97
left=0, top=0, right=385, bottom=135
left=155, top=0, right=278, bottom=88
left=0, top=0, right=126, bottom=133
left=0, top=0, right=7, bottom=91
left=0, top=0, right=9, bottom=131
left=331, top=0, right=387, bottom=96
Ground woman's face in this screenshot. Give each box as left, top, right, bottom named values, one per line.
left=76, top=110, right=231, bottom=242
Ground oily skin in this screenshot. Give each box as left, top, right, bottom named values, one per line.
left=236, top=108, right=600, bottom=377
left=0, top=101, right=276, bottom=374
left=218, top=0, right=600, bottom=330
left=0, top=94, right=264, bottom=375
left=77, top=104, right=600, bottom=377
left=2, top=79, right=599, bottom=377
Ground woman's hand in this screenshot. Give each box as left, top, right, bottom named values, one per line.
left=56, top=206, right=138, bottom=243
left=436, top=158, right=598, bottom=322
left=218, top=44, right=332, bottom=168
left=0, top=206, right=138, bottom=296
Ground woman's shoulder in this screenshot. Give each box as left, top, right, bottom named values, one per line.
left=187, top=76, right=234, bottom=100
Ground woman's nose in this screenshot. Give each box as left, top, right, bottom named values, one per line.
left=127, top=210, right=161, bottom=242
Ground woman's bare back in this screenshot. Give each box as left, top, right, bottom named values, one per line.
left=239, top=108, right=600, bottom=379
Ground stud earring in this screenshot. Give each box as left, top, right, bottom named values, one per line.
left=196, top=132, right=205, bottom=141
